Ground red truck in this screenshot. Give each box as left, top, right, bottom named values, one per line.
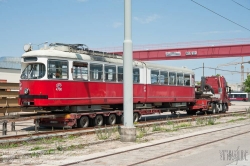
left=187, top=76, right=231, bottom=114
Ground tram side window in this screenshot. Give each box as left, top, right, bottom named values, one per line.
left=151, top=70, right=159, bottom=84
left=48, top=60, right=68, bottom=79
left=184, top=74, right=190, bottom=86
left=90, top=63, right=103, bottom=81
left=105, top=65, right=116, bottom=82
left=133, top=68, right=140, bottom=83
left=118, top=66, right=123, bottom=82
left=177, top=73, right=184, bottom=86
left=169, top=72, right=176, bottom=85
left=159, top=71, right=168, bottom=85
left=73, top=62, right=88, bottom=80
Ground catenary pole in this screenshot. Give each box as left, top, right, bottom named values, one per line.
left=120, top=0, right=136, bottom=142
left=123, top=0, right=133, bottom=128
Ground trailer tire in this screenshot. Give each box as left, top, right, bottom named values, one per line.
left=108, top=114, right=116, bottom=125
left=120, top=114, right=124, bottom=125
left=77, top=116, right=89, bottom=128
left=94, top=115, right=104, bottom=126
left=133, top=113, right=139, bottom=122
left=187, top=110, right=196, bottom=115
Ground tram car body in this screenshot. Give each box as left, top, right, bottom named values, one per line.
left=19, top=43, right=195, bottom=112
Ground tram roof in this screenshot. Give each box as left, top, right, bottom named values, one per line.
left=22, top=49, right=194, bottom=74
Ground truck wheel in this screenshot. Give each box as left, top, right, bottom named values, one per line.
left=221, top=104, right=226, bottom=113
left=133, top=113, right=139, bottom=122
left=108, top=114, right=116, bottom=125
left=77, top=116, right=89, bottom=128
left=94, top=115, right=104, bottom=126
left=211, top=104, right=217, bottom=114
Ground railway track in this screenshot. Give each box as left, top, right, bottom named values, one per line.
left=0, top=110, right=248, bottom=143
left=61, top=123, right=250, bottom=166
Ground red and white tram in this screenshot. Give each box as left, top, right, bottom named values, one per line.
left=19, top=43, right=195, bottom=112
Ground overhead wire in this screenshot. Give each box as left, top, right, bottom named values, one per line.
left=232, top=0, right=250, bottom=11
left=192, top=66, right=249, bottom=74
left=191, top=0, right=250, bottom=32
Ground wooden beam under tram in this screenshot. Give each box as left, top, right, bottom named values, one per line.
left=0, top=91, right=19, bottom=98
left=0, top=82, right=19, bottom=90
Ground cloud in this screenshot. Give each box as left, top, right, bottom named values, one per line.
left=77, top=0, right=88, bottom=2
left=194, top=30, right=243, bottom=35
left=113, top=22, right=122, bottom=28
left=133, top=14, right=160, bottom=24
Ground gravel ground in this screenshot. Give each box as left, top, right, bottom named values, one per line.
left=0, top=112, right=249, bottom=166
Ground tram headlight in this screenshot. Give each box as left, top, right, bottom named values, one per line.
left=24, top=88, right=29, bottom=95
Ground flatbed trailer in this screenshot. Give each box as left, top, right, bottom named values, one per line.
left=38, top=109, right=162, bottom=128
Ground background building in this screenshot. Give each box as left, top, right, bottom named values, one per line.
left=0, top=57, right=21, bottom=83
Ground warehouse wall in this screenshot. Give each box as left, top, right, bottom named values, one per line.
left=0, top=68, right=20, bottom=83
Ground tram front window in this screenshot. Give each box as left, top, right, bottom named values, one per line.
left=21, top=63, right=46, bottom=79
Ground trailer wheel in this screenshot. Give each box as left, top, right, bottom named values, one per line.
left=187, top=110, right=196, bottom=115
left=108, top=114, right=116, bottom=125
left=120, top=114, right=124, bottom=125
left=94, top=115, right=104, bottom=126
left=133, top=113, right=139, bottom=122
left=77, top=116, right=89, bottom=128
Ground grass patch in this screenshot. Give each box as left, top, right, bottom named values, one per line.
left=0, top=143, right=18, bottom=149
left=207, top=117, right=216, bottom=125
left=44, top=149, right=55, bottom=155
left=30, top=146, right=43, bottom=151
left=227, top=117, right=246, bottom=123
left=95, top=125, right=112, bottom=140
left=152, top=124, right=165, bottom=132
left=175, top=123, right=191, bottom=128
left=67, top=135, right=78, bottom=140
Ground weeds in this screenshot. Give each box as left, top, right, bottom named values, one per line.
left=174, top=123, right=191, bottom=129
left=166, top=118, right=174, bottom=125
left=152, top=124, right=165, bottom=132
left=196, top=117, right=206, bottom=126
left=95, top=125, right=112, bottom=140
left=227, top=118, right=246, bottom=123
left=136, top=126, right=149, bottom=139
left=30, top=152, right=40, bottom=158
left=56, top=144, right=64, bottom=151
left=29, top=146, right=43, bottom=151
left=44, top=149, right=55, bottom=155
left=0, top=142, right=18, bottom=149
left=207, top=117, right=216, bottom=125
left=67, top=135, right=78, bottom=140
left=136, top=130, right=145, bottom=139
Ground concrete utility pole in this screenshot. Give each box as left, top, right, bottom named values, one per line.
left=120, top=0, right=136, bottom=142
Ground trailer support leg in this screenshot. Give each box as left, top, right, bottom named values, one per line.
left=34, top=119, right=39, bottom=133
left=11, top=122, right=15, bottom=131
left=2, top=122, right=7, bottom=136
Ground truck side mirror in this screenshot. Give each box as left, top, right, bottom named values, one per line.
left=229, top=87, right=231, bottom=94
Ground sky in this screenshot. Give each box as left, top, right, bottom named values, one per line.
left=0, top=0, right=250, bottom=84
